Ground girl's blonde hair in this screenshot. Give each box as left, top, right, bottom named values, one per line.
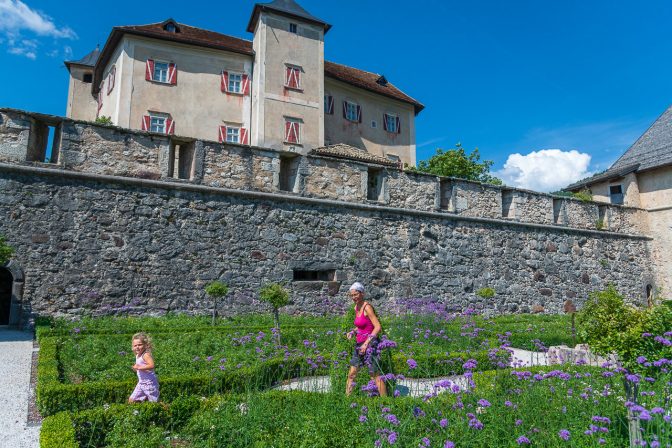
left=131, top=332, right=153, bottom=351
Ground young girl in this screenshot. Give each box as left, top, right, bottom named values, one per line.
left=128, top=332, right=160, bottom=403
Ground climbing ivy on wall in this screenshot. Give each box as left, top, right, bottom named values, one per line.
left=0, top=235, right=14, bottom=265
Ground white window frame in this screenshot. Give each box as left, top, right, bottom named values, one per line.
left=228, top=72, right=243, bottom=94
left=153, top=61, right=169, bottom=84
left=385, top=113, right=398, bottom=133
left=345, top=101, right=358, bottom=122
left=149, top=115, right=167, bottom=134
left=226, top=126, right=240, bottom=143
left=285, top=65, right=302, bottom=90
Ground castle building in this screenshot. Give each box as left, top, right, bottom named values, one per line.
left=64, top=0, right=424, bottom=166
left=566, top=104, right=672, bottom=300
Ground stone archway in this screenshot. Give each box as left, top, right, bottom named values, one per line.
left=0, top=261, right=25, bottom=327
left=0, top=268, right=11, bottom=325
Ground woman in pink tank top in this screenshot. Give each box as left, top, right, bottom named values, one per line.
left=346, top=282, right=387, bottom=397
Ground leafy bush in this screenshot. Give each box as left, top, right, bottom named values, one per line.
left=259, top=283, right=290, bottom=331
left=94, top=116, right=113, bottom=125
left=0, top=234, right=14, bottom=265
left=40, top=411, right=77, bottom=448
left=476, top=287, right=495, bottom=299
left=572, top=189, right=593, bottom=202
left=204, top=281, right=229, bottom=325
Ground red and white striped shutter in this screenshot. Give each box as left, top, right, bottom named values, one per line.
left=241, top=127, right=249, bottom=144
left=285, top=67, right=292, bottom=87
left=285, top=120, right=292, bottom=141
left=242, top=74, right=250, bottom=95
left=141, top=115, right=150, bottom=131
left=294, top=69, right=300, bottom=89
left=291, top=122, right=299, bottom=143
left=221, top=71, right=229, bottom=92
left=145, top=59, right=155, bottom=81
left=395, top=116, right=401, bottom=134
left=166, top=118, right=175, bottom=135
left=168, top=63, right=177, bottom=85
left=383, top=113, right=389, bottom=131
left=356, top=105, right=362, bottom=123
left=218, top=125, right=226, bottom=143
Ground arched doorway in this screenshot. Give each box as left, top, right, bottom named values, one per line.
left=0, top=268, right=12, bottom=325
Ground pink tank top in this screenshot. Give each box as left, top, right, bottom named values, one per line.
left=354, top=304, right=375, bottom=343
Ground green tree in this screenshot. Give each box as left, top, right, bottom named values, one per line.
left=259, top=283, right=290, bottom=341
left=0, top=235, right=14, bottom=265
left=410, top=143, right=502, bottom=185
left=204, top=281, right=229, bottom=326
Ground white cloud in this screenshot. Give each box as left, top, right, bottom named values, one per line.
left=494, top=149, right=592, bottom=193
left=0, top=0, right=76, bottom=38
left=0, top=0, right=76, bottom=59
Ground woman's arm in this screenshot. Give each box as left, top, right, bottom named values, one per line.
left=364, top=304, right=382, bottom=339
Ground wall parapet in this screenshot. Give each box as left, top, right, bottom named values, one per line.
left=0, top=107, right=648, bottom=236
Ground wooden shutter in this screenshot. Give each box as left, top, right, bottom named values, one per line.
left=285, top=120, right=292, bottom=142
left=141, top=115, right=150, bottom=131
left=395, top=116, right=401, bottom=134
left=342, top=101, right=347, bottom=119
left=145, top=59, right=154, bottom=81
left=383, top=113, right=389, bottom=131
left=356, top=105, right=362, bottom=123
left=242, top=74, right=250, bottom=95
left=218, top=125, right=227, bottom=143
left=291, top=122, right=299, bottom=143
left=166, top=118, right=175, bottom=135
left=325, top=95, right=334, bottom=115
left=241, top=127, right=249, bottom=145
left=221, top=70, right=229, bottom=92
left=107, top=66, right=115, bottom=95
left=168, top=63, right=177, bottom=85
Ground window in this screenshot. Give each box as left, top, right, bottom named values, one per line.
left=371, top=120, right=377, bottom=128
left=145, top=59, right=177, bottom=84
left=289, top=23, right=298, bottom=34
left=150, top=116, right=166, bottom=133
left=285, top=118, right=301, bottom=144
left=293, top=270, right=335, bottom=281
left=82, top=73, right=93, bottom=83
left=228, top=73, right=242, bottom=93
left=285, top=65, right=302, bottom=90
left=609, top=185, right=624, bottom=205
left=383, top=113, right=401, bottom=134
left=218, top=126, right=248, bottom=145
left=154, top=62, right=169, bottom=83
left=367, top=168, right=383, bottom=201
left=164, top=22, right=177, bottom=33
left=343, top=101, right=361, bottom=122
left=142, top=114, right=174, bottom=134
left=279, top=155, right=300, bottom=192
left=324, top=95, right=334, bottom=114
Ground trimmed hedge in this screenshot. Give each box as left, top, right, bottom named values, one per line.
left=40, top=411, right=77, bottom=448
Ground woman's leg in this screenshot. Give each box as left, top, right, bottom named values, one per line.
left=372, top=374, right=387, bottom=397
left=346, top=366, right=359, bottom=395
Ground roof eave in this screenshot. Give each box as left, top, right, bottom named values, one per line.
left=325, top=72, right=424, bottom=114
left=246, top=4, right=331, bottom=34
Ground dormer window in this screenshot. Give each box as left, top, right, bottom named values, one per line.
left=289, top=23, right=298, bottom=34
left=164, top=22, right=178, bottom=33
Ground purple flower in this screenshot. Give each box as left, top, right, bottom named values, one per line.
left=477, top=399, right=491, bottom=408
left=504, top=400, right=513, bottom=407
left=359, top=415, right=367, bottom=423
left=407, top=358, right=418, bottom=369
left=388, top=432, right=397, bottom=445
left=463, top=359, right=478, bottom=370
left=386, top=414, right=399, bottom=425
left=636, top=356, right=648, bottom=364
left=558, top=429, right=570, bottom=441
left=413, top=407, right=426, bottom=418
left=516, top=436, right=530, bottom=445
left=439, top=418, right=448, bottom=428
left=421, top=437, right=430, bottom=447
left=444, top=442, right=455, bottom=448
left=625, top=374, right=640, bottom=383
left=650, top=407, right=665, bottom=414
left=515, top=419, right=523, bottom=426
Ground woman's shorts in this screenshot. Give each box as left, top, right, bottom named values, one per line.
left=349, top=338, right=381, bottom=374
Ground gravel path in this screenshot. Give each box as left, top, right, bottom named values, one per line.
left=0, top=329, right=40, bottom=448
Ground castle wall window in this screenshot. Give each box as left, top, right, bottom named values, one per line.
left=343, top=101, right=361, bottom=123
left=221, top=71, right=249, bottom=95
left=609, top=185, right=624, bottom=205
left=285, top=118, right=301, bottom=144
left=142, top=113, right=174, bottom=135
left=285, top=65, right=302, bottom=90
left=383, top=113, right=400, bottom=134
left=218, top=125, right=248, bottom=144
left=82, top=73, right=93, bottom=83
left=145, top=59, right=177, bottom=85
left=324, top=95, right=334, bottom=114
left=289, top=23, right=298, bottom=34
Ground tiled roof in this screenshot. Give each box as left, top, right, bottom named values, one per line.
left=566, top=104, right=672, bottom=190
left=65, top=47, right=100, bottom=68
left=92, top=20, right=422, bottom=112
left=325, top=61, right=424, bottom=114
left=247, top=0, right=331, bottom=33
left=310, top=144, right=399, bottom=167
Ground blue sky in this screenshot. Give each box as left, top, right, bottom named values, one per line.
left=1, top=0, right=671, bottom=191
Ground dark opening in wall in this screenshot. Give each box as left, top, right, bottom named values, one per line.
left=27, top=119, right=61, bottom=163
left=83, top=73, right=93, bottom=83
left=597, top=205, right=607, bottom=229
left=552, top=198, right=563, bottom=224
left=168, top=140, right=195, bottom=180
left=367, top=168, right=383, bottom=201
left=279, top=155, right=299, bottom=192
left=646, top=284, right=653, bottom=307
left=293, top=269, right=335, bottom=281
left=0, top=268, right=12, bottom=326
left=439, top=179, right=453, bottom=210
left=609, top=185, right=624, bottom=205
left=501, top=189, right=515, bottom=218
